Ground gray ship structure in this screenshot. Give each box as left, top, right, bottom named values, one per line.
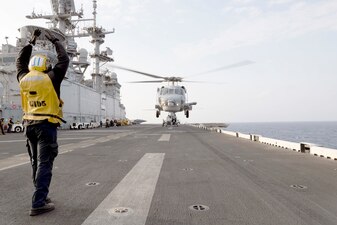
left=0, top=0, right=126, bottom=129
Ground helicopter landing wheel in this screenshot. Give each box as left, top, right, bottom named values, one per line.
left=185, top=110, right=189, bottom=118
left=156, top=110, right=160, bottom=118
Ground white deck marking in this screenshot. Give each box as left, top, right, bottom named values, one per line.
left=158, top=134, right=171, bottom=142
left=0, top=137, right=94, bottom=143
left=0, top=132, right=134, bottom=171
left=81, top=153, right=165, bottom=225
left=0, top=161, right=30, bottom=171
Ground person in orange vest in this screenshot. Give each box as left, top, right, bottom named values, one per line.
left=16, top=29, right=69, bottom=216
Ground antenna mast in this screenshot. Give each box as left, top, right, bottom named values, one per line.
left=86, top=0, right=115, bottom=91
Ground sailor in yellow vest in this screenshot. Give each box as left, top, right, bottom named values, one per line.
left=16, top=29, right=69, bottom=216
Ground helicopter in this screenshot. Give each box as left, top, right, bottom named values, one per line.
left=110, top=60, right=254, bottom=119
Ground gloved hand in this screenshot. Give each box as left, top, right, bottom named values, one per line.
left=45, top=29, right=59, bottom=44
left=29, top=29, right=41, bottom=46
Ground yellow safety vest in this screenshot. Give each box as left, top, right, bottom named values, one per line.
left=20, top=70, right=65, bottom=124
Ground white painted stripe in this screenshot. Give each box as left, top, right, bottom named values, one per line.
left=0, top=162, right=30, bottom=171
left=0, top=154, right=30, bottom=172
left=0, top=140, right=30, bottom=143
left=158, top=134, right=171, bottom=142
left=81, top=153, right=165, bottom=225
left=0, top=132, right=134, bottom=171
left=80, top=144, right=95, bottom=148
left=65, top=130, right=132, bottom=133
left=0, top=137, right=94, bottom=143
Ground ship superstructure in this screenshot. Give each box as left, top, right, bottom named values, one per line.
left=0, top=0, right=126, bottom=127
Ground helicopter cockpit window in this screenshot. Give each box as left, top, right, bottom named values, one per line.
left=161, top=88, right=168, bottom=95
left=175, top=89, right=182, bottom=95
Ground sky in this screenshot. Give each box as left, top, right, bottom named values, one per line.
left=1, top=0, right=337, bottom=123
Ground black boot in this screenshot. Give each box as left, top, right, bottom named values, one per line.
left=29, top=203, right=55, bottom=216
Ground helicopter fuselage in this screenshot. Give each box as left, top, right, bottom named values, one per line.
left=155, top=85, right=196, bottom=118
left=157, top=86, right=185, bottom=112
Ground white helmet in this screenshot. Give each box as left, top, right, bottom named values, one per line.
left=28, top=54, right=51, bottom=72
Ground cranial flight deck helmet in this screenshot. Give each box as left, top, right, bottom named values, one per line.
left=28, top=54, right=52, bottom=72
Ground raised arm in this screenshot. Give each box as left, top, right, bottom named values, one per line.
left=16, top=29, right=41, bottom=82
left=45, top=29, right=69, bottom=83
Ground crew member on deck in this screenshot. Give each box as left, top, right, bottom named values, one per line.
left=16, top=28, right=69, bottom=216
left=0, top=118, right=5, bottom=135
left=7, top=117, right=14, bottom=133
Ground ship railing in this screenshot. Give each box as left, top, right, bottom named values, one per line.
left=191, top=124, right=337, bottom=161
left=310, top=146, right=337, bottom=160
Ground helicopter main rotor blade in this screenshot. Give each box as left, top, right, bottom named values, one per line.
left=188, top=60, right=255, bottom=77
left=180, top=80, right=206, bottom=83
left=127, top=80, right=164, bottom=83
left=111, top=65, right=165, bottom=80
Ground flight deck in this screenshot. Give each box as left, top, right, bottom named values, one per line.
left=1, top=125, right=337, bottom=225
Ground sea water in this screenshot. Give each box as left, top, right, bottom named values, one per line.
left=224, top=121, right=337, bottom=150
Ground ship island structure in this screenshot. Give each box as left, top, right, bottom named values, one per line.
left=0, top=0, right=126, bottom=129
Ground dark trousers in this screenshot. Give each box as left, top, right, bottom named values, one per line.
left=7, top=124, right=12, bottom=133
left=0, top=125, right=4, bottom=134
left=25, top=123, right=58, bottom=208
